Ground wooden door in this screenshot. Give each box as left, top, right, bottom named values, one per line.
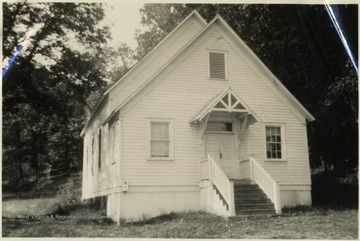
left=204, top=133, right=236, bottom=178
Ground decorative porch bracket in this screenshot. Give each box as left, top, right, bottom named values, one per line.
left=199, top=113, right=210, bottom=140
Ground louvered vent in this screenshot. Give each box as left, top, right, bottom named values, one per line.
left=209, top=52, right=226, bottom=79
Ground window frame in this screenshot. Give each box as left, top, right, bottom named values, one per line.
left=98, top=127, right=102, bottom=171
left=204, top=121, right=234, bottom=134
left=208, top=50, right=228, bottom=80
left=264, top=124, right=286, bottom=161
left=148, top=119, right=174, bottom=161
left=109, top=123, right=117, bottom=165
left=91, top=135, right=95, bottom=176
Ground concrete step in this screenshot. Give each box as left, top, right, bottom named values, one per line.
left=233, top=179, right=252, bottom=185
left=235, top=208, right=276, bottom=215
left=235, top=198, right=272, bottom=204
left=234, top=185, right=260, bottom=191
left=235, top=203, right=275, bottom=210
left=234, top=193, right=268, bottom=200
left=230, top=213, right=277, bottom=220
left=232, top=180, right=276, bottom=216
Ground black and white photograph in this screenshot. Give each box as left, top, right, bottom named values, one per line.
left=2, top=0, right=358, bottom=238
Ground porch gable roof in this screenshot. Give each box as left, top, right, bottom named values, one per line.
left=190, top=87, right=261, bottom=124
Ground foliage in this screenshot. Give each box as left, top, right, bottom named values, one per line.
left=282, top=205, right=327, bottom=215
left=56, top=173, right=82, bottom=206
left=312, top=171, right=358, bottom=208
left=2, top=2, right=112, bottom=188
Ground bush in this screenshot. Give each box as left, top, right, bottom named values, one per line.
left=56, top=173, right=82, bottom=206
left=312, top=171, right=358, bottom=208
left=282, top=205, right=329, bottom=216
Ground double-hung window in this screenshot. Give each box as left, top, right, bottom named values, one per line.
left=149, top=120, right=173, bottom=160
left=265, top=125, right=285, bottom=160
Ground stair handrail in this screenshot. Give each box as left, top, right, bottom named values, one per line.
left=249, top=156, right=281, bottom=214
left=207, top=154, right=235, bottom=216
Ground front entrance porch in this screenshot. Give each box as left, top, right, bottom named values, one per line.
left=192, top=87, right=281, bottom=217
left=199, top=155, right=281, bottom=217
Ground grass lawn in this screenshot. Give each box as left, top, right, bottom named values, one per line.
left=2, top=208, right=358, bottom=239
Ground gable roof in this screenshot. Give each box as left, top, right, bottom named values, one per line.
left=82, top=11, right=315, bottom=136
left=80, top=10, right=207, bottom=136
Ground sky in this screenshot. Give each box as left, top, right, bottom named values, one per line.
left=2, top=2, right=146, bottom=70
left=103, top=2, right=147, bottom=49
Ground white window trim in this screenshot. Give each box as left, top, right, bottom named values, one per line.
left=110, top=123, right=117, bottom=165
left=91, top=135, right=95, bottom=176
left=148, top=119, right=174, bottom=161
left=97, top=127, right=102, bottom=171
left=208, top=50, right=228, bottom=80
left=263, top=123, right=287, bottom=161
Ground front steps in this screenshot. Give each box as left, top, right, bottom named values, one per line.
left=233, top=180, right=276, bottom=217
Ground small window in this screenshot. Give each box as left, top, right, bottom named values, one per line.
left=110, top=124, right=116, bottom=164
left=209, top=52, right=226, bottom=79
left=206, top=122, right=233, bottom=132
left=265, top=126, right=283, bottom=159
left=91, top=136, right=95, bottom=175
left=150, top=121, right=173, bottom=159
left=98, top=128, right=102, bottom=170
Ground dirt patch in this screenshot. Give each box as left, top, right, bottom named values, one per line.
left=2, top=209, right=358, bottom=239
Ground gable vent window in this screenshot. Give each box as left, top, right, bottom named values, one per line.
left=209, top=52, right=226, bottom=79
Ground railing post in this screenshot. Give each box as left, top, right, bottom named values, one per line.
left=208, top=154, right=211, bottom=180
left=249, top=158, right=254, bottom=184
left=228, top=181, right=236, bottom=216
left=274, top=182, right=282, bottom=214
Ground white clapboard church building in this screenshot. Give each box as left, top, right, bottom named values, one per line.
left=81, top=11, right=315, bottom=223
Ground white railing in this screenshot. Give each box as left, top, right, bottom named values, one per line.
left=200, top=154, right=235, bottom=216
left=239, top=159, right=250, bottom=180
left=249, top=156, right=281, bottom=214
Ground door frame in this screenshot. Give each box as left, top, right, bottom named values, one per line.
left=203, top=114, right=240, bottom=178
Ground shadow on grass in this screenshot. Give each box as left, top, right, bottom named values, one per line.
left=126, top=212, right=179, bottom=226
left=282, top=204, right=358, bottom=216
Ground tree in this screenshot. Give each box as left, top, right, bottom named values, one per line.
left=2, top=2, right=112, bottom=188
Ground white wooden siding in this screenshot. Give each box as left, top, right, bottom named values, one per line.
left=120, top=24, right=311, bottom=187
left=82, top=110, right=122, bottom=198
left=109, top=19, right=205, bottom=113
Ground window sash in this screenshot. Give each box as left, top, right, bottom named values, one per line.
left=150, top=140, right=170, bottom=157
left=150, top=122, right=170, bottom=158
left=205, top=122, right=233, bottom=132
left=266, top=126, right=282, bottom=159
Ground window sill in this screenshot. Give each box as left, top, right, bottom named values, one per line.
left=147, top=158, right=174, bottom=161
left=265, top=159, right=287, bottom=162
left=208, top=78, right=228, bottom=81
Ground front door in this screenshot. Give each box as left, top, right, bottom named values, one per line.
left=204, top=133, right=236, bottom=178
